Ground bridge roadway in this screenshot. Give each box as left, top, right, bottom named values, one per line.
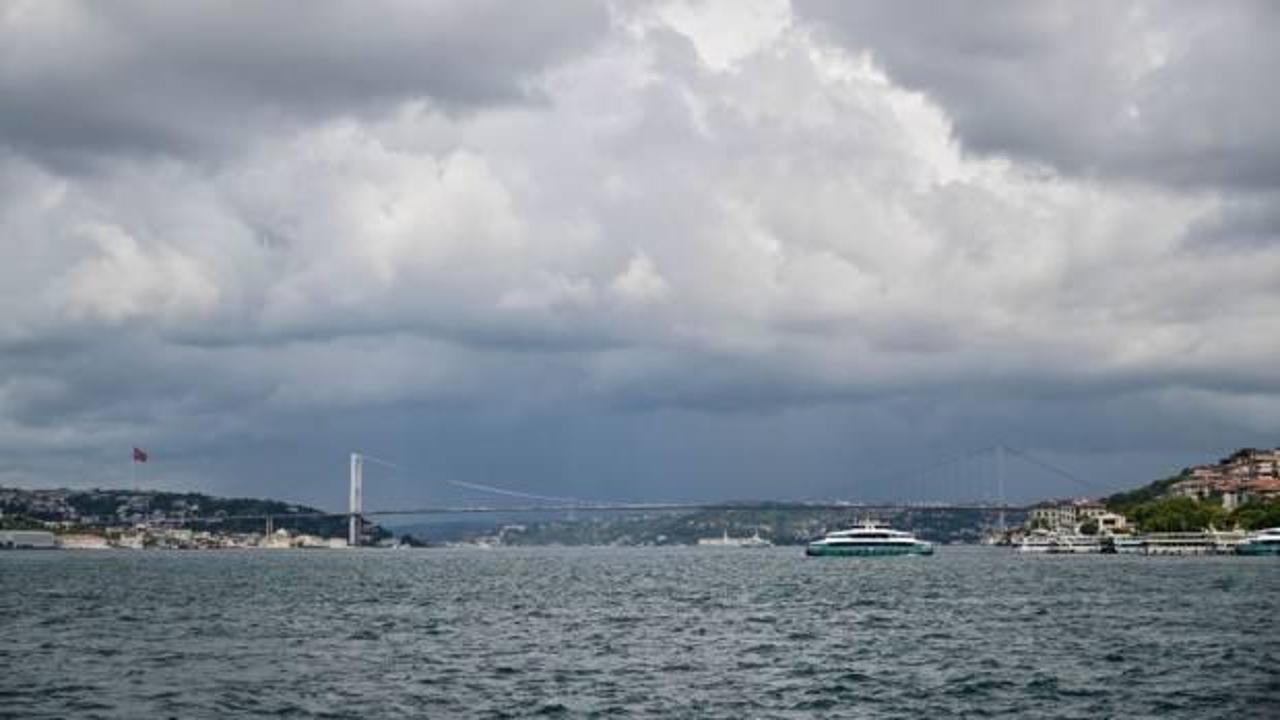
left=160, top=501, right=1028, bottom=527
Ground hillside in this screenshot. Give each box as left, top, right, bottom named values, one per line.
left=397, top=504, right=1024, bottom=546
left=0, top=486, right=384, bottom=539
left=1103, top=452, right=1280, bottom=531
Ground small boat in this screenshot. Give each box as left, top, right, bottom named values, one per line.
left=806, top=520, right=932, bottom=557
left=1236, top=527, right=1280, bottom=556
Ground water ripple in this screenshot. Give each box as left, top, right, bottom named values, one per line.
left=2, top=547, right=1277, bottom=718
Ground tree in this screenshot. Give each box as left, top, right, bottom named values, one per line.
left=1104, top=474, right=1187, bottom=516
left=1129, top=496, right=1225, bottom=532
left=1229, top=500, right=1280, bottom=530
left=1078, top=519, right=1099, bottom=536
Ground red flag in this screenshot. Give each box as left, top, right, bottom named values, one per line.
left=132, top=447, right=148, bottom=463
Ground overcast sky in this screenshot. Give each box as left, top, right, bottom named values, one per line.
left=2, top=0, right=1278, bottom=509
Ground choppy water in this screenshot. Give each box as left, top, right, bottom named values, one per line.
left=1, top=547, right=1276, bottom=718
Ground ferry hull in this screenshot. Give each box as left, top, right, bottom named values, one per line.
left=806, top=543, right=933, bottom=557
left=1236, top=543, right=1280, bottom=556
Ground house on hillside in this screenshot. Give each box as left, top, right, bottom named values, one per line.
left=1173, top=448, right=1280, bottom=506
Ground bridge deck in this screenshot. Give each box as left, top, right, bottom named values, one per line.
left=160, top=501, right=1027, bottom=525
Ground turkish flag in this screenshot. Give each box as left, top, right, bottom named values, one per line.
left=132, top=447, right=148, bottom=463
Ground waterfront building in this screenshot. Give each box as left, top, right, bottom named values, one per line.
left=59, top=534, right=111, bottom=550
left=1089, top=511, right=1128, bottom=533
left=1028, top=504, right=1077, bottom=530
left=1027, top=499, right=1127, bottom=534
left=0, top=530, right=58, bottom=549
left=297, top=534, right=346, bottom=549
left=261, top=529, right=295, bottom=549
left=114, top=533, right=146, bottom=550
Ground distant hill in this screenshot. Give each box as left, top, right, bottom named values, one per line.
left=1102, top=474, right=1186, bottom=513
left=396, top=504, right=1023, bottom=546
left=0, top=486, right=386, bottom=539
left=1101, top=449, right=1280, bottom=531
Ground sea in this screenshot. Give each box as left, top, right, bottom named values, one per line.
left=1, top=547, right=1276, bottom=719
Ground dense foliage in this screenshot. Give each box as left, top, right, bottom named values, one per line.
left=1104, top=474, right=1186, bottom=516
left=1107, top=494, right=1280, bottom=532
left=1105, top=469, right=1280, bottom=532
left=1126, top=496, right=1226, bottom=532
left=2, top=487, right=387, bottom=540
left=1230, top=501, right=1280, bottom=531
left=449, top=505, right=1024, bottom=546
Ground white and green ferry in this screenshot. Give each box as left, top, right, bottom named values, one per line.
left=806, top=521, right=933, bottom=557
left=1236, top=527, right=1280, bottom=556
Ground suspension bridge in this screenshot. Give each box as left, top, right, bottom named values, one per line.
left=166, top=445, right=1099, bottom=545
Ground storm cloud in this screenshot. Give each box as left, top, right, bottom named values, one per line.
left=2, top=0, right=1278, bottom=508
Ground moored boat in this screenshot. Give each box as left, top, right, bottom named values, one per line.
left=806, top=521, right=932, bottom=557
left=1016, top=530, right=1055, bottom=553
left=1016, top=531, right=1100, bottom=554
left=1112, top=535, right=1145, bottom=554
left=1236, top=527, right=1280, bottom=556
left=1048, top=533, right=1102, bottom=554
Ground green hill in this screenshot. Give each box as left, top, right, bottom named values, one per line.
left=0, top=486, right=387, bottom=539
left=1103, top=470, right=1280, bottom=532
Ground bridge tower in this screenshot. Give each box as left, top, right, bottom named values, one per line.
left=348, top=453, right=363, bottom=547
left=995, top=444, right=1007, bottom=532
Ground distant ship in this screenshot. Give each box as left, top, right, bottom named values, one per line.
left=805, top=520, right=933, bottom=556
left=697, top=529, right=773, bottom=548
left=1236, top=527, right=1280, bottom=556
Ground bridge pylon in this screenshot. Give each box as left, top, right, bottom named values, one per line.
left=349, top=453, right=363, bottom=547
left=995, top=444, right=1006, bottom=532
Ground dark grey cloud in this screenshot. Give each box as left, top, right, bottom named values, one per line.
left=0, top=1, right=610, bottom=165
left=797, top=0, right=1280, bottom=189
left=1183, top=190, right=1280, bottom=250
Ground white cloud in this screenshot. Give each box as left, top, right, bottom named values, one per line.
left=652, top=0, right=792, bottom=71
left=58, top=223, right=220, bottom=323
left=611, top=252, right=669, bottom=304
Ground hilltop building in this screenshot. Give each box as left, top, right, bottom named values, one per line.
left=1172, top=448, right=1280, bottom=508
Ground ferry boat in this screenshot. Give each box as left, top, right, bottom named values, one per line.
left=806, top=521, right=933, bottom=557
left=1142, top=532, right=1217, bottom=556
left=1236, top=527, right=1280, bottom=556
left=1210, top=529, right=1247, bottom=554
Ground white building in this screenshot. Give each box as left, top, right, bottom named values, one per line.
left=0, top=530, right=58, bottom=549
left=59, top=534, right=111, bottom=550
left=1027, top=501, right=1127, bottom=534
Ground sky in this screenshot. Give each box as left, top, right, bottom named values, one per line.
left=2, top=0, right=1278, bottom=510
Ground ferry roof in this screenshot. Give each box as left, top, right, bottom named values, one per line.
left=827, top=527, right=912, bottom=538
